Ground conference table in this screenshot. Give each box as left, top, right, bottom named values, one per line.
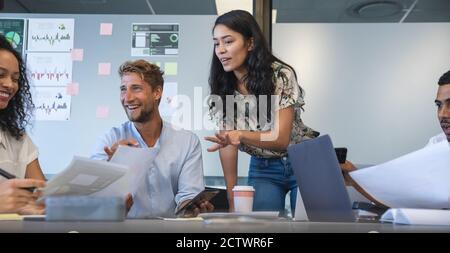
left=1, top=218, right=449, bottom=233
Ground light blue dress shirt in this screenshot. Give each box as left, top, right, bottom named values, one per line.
left=90, top=121, right=204, bottom=218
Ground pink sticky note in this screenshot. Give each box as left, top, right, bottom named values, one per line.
left=66, top=83, right=79, bottom=96
left=98, top=62, right=111, bottom=75
left=71, top=49, right=84, bottom=61
left=100, top=23, right=113, bottom=36
left=96, top=106, right=109, bottom=119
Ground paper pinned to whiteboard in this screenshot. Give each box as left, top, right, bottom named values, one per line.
left=34, top=86, right=72, bottom=121
left=27, top=18, right=74, bottom=52
left=27, top=52, right=73, bottom=86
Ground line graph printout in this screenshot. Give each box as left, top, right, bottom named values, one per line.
left=34, top=86, right=72, bottom=121
left=27, top=19, right=74, bottom=52
left=27, top=53, right=72, bottom=86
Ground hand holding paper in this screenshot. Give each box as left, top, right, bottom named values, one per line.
left=350, top=141, right=450, bottom=209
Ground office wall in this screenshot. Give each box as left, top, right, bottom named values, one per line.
left=3, top=13, right=448, bottom=176
left=1, top=13, right=252, bottom=176
left=273, top=23, right=450, bottom=165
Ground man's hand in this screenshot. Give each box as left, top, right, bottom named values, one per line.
left=179, top=200, right=214, bottom=218
left=104, top=139, right=139, bottom=161
left=125, top=193, right=133, bottom=213
left=0, top=179, right=46, bottom=214
left=340, top=160, right=357, bottom=186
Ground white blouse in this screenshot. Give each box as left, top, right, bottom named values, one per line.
left=0, top=129, right=38, bottom=182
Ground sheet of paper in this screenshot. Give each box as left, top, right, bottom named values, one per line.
left=350, top=141, right=450, bottom=209
left=40, top=156, right=128, bottom=200
left=159, top=82, right=177, bottom=118
left=381, top=208, right=450, bottom=225
left=27, top=52, right=73, bottom=86
left=34, top=86, right=72, bottom=121
left=27, top=18, right=74, bottom=52
left=93, top=146, right=159, bottom=198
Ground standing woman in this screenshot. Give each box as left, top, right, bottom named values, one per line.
left=0, top=35, right=46, bottom=214
left=205, top=10, right=319, bottom=213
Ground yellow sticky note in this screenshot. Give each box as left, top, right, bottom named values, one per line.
left=164, top=62, right=177, bottom=76
left=0, top=214, right=23, bottom=221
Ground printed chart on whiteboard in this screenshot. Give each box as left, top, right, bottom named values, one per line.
left=27, top=52, right=72, bottom=86
left=27, top=18, right=74, bottom=52
left=131, top=23, right=179, bottom=56
left=34, top=86, right=72, bottom=121
left=159, top=82, right=178, bottom=118
left=0, top=18, right=26, bottom=56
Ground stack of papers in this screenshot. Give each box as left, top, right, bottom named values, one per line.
left=199, top=211, right=280, bottom=220
left=40, top=156, right=128, bottom=200
left=381, top=208, right=450, bottom=225
left=40, top=146, right=159, bottom=201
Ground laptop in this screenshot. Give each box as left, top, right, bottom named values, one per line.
left=287, top=135, right=355, bottom=222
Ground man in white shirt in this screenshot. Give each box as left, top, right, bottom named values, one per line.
left=428, top=70, right=450, bottom=145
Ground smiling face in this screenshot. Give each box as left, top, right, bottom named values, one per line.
left=120, top=72, right=162, bottom=123
left=0, top=50, right=19, bottom=110
left=435, top=84, right=450, bottom=141
left=213, top=24, right=253, bottom=76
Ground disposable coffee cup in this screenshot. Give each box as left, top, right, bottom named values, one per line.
left=232, top=185, right=255, bottom=213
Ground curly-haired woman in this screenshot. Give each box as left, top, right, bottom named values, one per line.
left=0, top=35, right=45, bottom=214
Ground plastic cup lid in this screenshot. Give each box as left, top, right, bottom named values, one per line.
left=232, top=185, right=255, bottom=192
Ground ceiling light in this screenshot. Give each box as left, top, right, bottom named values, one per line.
left=215, top=0, right=253, bottom=15
left=348, top=0, right=404, bottom=19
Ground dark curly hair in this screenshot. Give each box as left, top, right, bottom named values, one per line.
left=0, top=34, right=34, bottom=140
left=208, top=10, right=299, bottom=122
left=438, top=70, right=450, bottom=86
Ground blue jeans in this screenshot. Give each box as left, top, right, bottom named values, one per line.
left=248, top=156, right=297, bottom=215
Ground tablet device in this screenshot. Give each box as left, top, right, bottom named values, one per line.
left=175, top=189, right=220, bottom=215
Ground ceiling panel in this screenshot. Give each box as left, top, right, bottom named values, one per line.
left=1, top=0, right=449, bottom=22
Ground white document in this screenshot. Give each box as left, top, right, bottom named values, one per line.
left=41, top=156, right=128, bottom=199
left=350, top=141, right=450, bottom=209
left=27, top=18, right=74, bottom=52
left=93, top=145, right=159, bottom=198
left=381, top=208, right=450, bottom=226
left=27, top=52, right=73, bottom=86
left=34, top=86, right=72, bottom=121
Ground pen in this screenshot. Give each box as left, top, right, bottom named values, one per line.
left=0, top=167, right=36, bottom=193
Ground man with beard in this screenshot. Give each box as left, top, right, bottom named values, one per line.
left=342, top=69, right=450, bottom=207
left=428, top=70, right=450, bottom=145
left=91, top=60, right=213, bottom=218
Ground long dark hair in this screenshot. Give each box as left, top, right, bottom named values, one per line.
left=0, top=34, right=34, bottom=139
left=208, top=10, right=298, bottom=122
